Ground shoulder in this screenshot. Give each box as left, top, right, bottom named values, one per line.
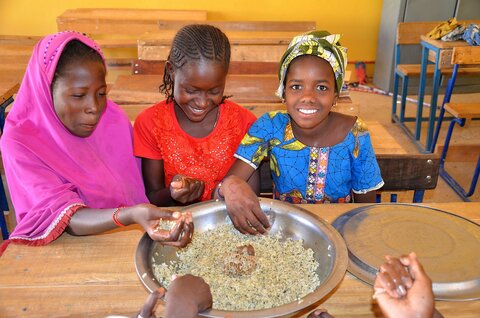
left=330, top=112, right=357, bottom=130
left=351, top=117, right=371, bottom=137
left=134, top=100, right=170, bottom=129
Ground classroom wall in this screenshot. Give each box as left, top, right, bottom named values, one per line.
left=0, top=0, right=382, bottom=63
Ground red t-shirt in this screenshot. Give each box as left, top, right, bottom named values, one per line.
left=133, top=100, right=256, bottom=201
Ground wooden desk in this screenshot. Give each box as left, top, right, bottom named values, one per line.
left=0, top=202, right=478, bottom=317
left=413, top=35, right=479, bottom=152
left=138, top=31, right=298, bottom=61
left=0, top=82, right=19, bottom=105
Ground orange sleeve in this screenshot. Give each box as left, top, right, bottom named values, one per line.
left=133, top=105, right=163, bottom=160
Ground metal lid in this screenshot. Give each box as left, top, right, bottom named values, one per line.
left=332, top=203, right=480, bottom=301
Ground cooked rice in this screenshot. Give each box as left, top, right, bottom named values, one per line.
left=152, top=224, right=320, bottom=311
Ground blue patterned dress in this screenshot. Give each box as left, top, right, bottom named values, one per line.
left=235, top=111, right=384, bottom=203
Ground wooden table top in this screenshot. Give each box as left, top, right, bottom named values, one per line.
left=1, top=202, right=478, bottom=317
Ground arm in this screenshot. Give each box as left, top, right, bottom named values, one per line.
left=67, top=204, right=194, bottom=247
left=141, top=158, right=174, bottom=206
left=216, top=160, right=270, bottom=235
left=141, top=158, right=205, bottom=206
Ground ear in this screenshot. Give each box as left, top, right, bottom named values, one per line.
left=165, top=61, right=175, bottom=80
left=332, top=93, right=339, bottom=107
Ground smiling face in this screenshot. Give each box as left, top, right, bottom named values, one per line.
left=284, top=55, right=338, bottom=132
left=52, top=59, right=107, bottom=137
left=171, top=60, right=227, bottom=123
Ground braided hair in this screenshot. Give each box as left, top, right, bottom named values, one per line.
left=51, top=40, right=105, bottom=91
left=160, top=24, right=231, bottom=103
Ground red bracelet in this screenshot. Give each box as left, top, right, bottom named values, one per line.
left=112, top=207, right=126, bottom=227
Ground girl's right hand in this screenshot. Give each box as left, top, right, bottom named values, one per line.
left=131, top=204, right=194, bottom=248
left=222, top=176, right=270, bottom=235
left=170, top=174, right=205, bottom=204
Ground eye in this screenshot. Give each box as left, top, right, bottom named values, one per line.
left=290, top=84, right=302, bottom=90
left=209, top=88, right=221, bottom=95
left=72, top=94, right=85, bottom=98
left=98, top=92, right=107, bottom=97
left=185, top=88, right=196, bottom=94
left=317, top=85, right=328, bottom=91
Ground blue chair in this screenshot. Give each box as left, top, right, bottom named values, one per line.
left=0, top=95, right=13, bottom=239
left=431, top=46, right=480, bottom=201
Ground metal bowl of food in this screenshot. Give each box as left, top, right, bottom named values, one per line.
left=135, top=198, right=348, bottom=318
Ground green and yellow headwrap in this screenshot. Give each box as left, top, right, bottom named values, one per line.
left=276, top=30, right=348, bottom=98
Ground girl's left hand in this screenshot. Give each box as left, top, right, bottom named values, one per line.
left=170, top=174, right=205, bottom=204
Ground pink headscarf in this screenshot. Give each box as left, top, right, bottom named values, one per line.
left=1, top=31, right=148, bottom=245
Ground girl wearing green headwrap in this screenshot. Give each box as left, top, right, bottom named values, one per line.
left=214, top=31, right=384, bottom=235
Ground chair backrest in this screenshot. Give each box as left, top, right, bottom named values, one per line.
left=258, top=153, right=440, bottom=203
left=157, top=20, right=316, bottom=32
left=132, top=59, right=279, bottom=75
left=376, top=153, right=440, bottom=202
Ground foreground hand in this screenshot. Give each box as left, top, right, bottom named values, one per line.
left=307, top=308, right=334, bottom=318
left=373, top=252, right=436, bottom=318
left=170, top=174, right=205, bottom=204
left=164, top=274, right=212, bottom=318
left=133, top=204, right=194, bottom=247
left=222, top=175, right=270, bottom=235
left=134, top=288, right=165, bottom=318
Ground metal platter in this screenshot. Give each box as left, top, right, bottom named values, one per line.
left=332, top=204, right=480, bottom=301
left=135, top=198, right=348, bottom=318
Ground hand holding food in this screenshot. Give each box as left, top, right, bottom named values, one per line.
left=170, top=174, right=205, bottom=204
left=373, top=252, right=440, bottom=318
left=134, top=204, right=194, bottom=247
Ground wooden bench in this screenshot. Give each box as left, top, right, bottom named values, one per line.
left=56, top=8, right=208, bottom=69
left=157, top=20, right=315, bottom=32
left=57, top=8, right=207, bottom=36
left=0, top=36, right=37, bottom=83
left=138, top=31, right=298, bottom=62
left=132, top=59, right=280, bottom=75
left=110, top=74, right=354, bottom=106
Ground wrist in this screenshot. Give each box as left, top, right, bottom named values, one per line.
left=164, top=295, right=199, bottom=318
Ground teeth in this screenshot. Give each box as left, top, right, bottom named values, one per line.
left=190, top=107, right=204, bottom=114
left=298, top=109, right=318, bottom=114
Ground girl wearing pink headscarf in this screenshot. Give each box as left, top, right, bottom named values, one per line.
left=0, top=31, right=192, bottom=249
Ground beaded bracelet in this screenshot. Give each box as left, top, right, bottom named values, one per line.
left=112, top=207, right=126, bottom=227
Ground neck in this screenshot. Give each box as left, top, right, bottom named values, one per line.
left=291, top=113, right=333, bottom=147
left=173, top=103, right=220, bottom=138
